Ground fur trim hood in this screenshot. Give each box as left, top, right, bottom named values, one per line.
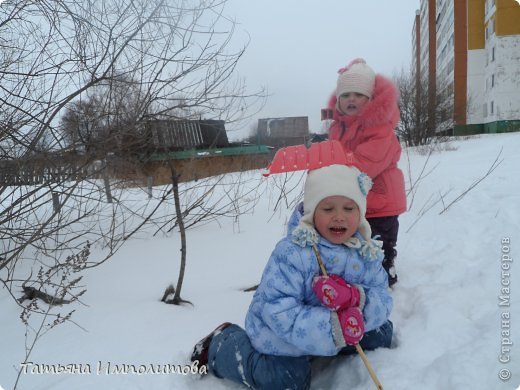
left=328, top=74, right=400, bottom=137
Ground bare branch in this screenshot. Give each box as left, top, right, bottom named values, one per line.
left=439, top=149, right=503, bottom=215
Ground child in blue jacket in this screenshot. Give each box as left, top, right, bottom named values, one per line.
left=191, top=164, right=393, bottom=389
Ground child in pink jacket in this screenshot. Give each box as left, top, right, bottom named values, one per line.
left=324, top=58, right=406, bottom=286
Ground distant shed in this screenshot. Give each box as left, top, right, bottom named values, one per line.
left=257, top=116, right=309, bottom=148
left=146, top=119, right=229, bottom=151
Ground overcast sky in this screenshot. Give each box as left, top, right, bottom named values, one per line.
left=224, top=0, right=420, bottom=140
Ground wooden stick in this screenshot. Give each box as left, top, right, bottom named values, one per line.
left=312, top=245, right=328, bottom=276
left=312, top=245, right=384, bottom=389
left=355, top=344, right=383, bottom=390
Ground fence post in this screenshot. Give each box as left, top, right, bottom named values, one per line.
left=147, top=176, right=153, bottom=199
left=103, top=175, right=113, bottom=203
left=52, top=192, right=61, bottom=213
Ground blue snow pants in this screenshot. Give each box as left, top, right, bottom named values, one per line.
left=207, top=321, right=393, bottom=390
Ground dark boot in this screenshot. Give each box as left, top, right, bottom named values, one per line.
left=191, top=322, right=232, bottom=367
left=382, top=254, right=398, bottom=287
left=367, top=216, right=400, bottom=288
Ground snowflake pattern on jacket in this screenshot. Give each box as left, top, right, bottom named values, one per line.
left=244, top=203, right=392, bottom=357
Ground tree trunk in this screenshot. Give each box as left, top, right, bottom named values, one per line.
left=102, top=160, right=113, bottom=203
left=170, top=165, right=188, bottom=305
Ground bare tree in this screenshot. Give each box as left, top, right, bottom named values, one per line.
left=60, top=96, right=108, bottom=153
left=1, top=0, right=264, bottom=267
left=394, top=68, right=433, bottom=146
left=0, top=0, right=266, bottom=374
left=60, top=74, right=147, bottom=156
left=395, top=66, right=465, bottom=147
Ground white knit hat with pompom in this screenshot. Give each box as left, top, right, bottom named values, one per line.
left=300, top=164, right=373, bottom=243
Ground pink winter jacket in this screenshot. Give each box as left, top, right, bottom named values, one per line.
left=327, top=74, right=406, bottom=218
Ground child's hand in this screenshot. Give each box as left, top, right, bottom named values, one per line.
left=312, top=274, right=361, bottom=310
left=338, top=307, right=365, bottom=345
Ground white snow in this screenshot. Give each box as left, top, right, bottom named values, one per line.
left=1, top=133, right=520, bottom=390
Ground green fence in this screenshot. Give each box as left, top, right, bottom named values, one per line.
left=454, top=120, right=520, bottom=136
left=147, top=144, right=272, bottom=161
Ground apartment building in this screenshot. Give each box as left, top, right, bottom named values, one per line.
left=412, top=0, right=520, bottom=135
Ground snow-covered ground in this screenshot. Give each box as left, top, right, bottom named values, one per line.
left=1, top=133, right=519, bottom=390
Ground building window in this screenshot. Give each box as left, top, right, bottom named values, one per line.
left=491, top=101, right=494, bottom=115
left=492, top=47, right=495, bottom=61
left=492, top=74, right=495, bottom=88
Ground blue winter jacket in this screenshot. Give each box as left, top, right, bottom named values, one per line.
left=244, top=203, right=392, bottom=357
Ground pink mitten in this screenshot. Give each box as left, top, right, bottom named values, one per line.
left=338, top=307, right=365, bottom=345
left=312, top=274, right=360, bottom=310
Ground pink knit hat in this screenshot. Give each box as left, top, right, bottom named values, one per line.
left=336, top=58, right=376, bottom=99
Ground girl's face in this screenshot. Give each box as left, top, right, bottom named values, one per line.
left=338, top=92, right=370, bottom=116
left=313, top=196, right=360, bottom=245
